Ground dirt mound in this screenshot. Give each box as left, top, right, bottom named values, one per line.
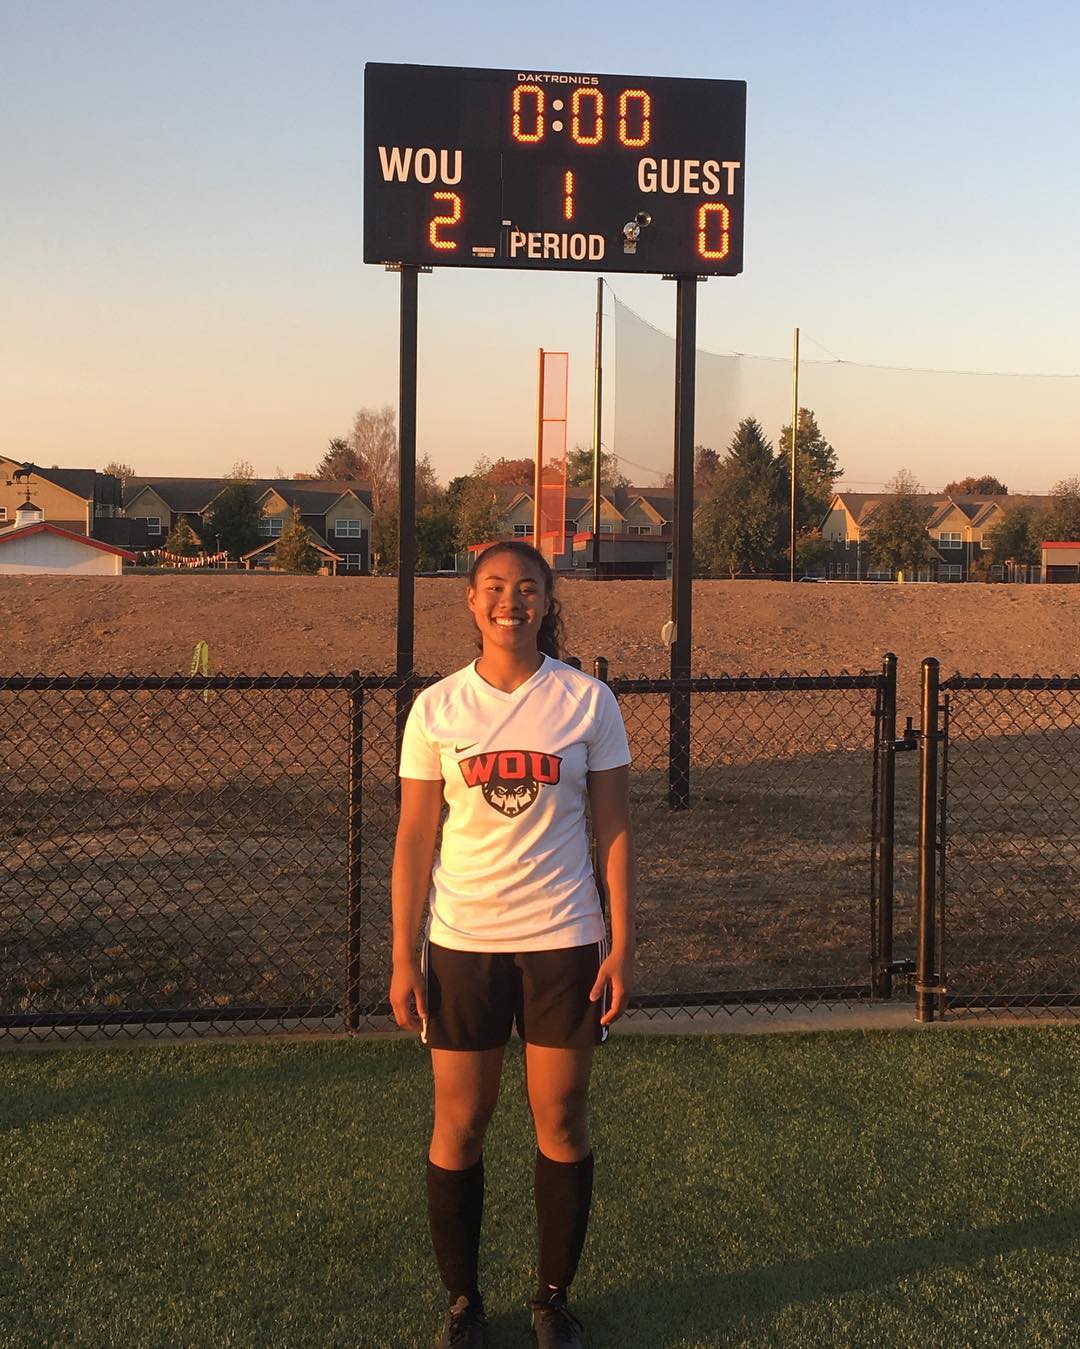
left=3, top=574, right=1077, bottom=708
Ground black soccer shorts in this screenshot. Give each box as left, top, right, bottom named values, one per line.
left=420, top=939, right=610, bottom=1051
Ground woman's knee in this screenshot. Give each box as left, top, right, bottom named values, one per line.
left=530, top=1091, right=590, bottom=1155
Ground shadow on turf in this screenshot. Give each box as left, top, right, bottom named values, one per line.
left=570, top=1208, right=1080, bottom=1345
left=0, top=1040, right=422, bottom=1132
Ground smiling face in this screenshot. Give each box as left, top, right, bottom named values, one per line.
left=467, top=549, right=550, bottom=657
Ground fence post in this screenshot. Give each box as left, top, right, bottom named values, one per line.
left=874, top=652, right=898, bottom=998
left=345, top=675, right=364, bottom=1032
left=916, top=657, right=940, bottom=1023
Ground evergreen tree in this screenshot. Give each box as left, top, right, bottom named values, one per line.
left=164, top=517, right=201, bottom=557
left=778, top=408, right=842, bottom=530
left=314, top=437, right=362, bottom=479
left=694, top=418, right=786, bottom=576
left=202, top=473, right=264, bottom=560
left=273, top=506, right=321, bottom=573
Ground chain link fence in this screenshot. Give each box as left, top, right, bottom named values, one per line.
left=5, top=662, right=1077, bottom=1042
left=936, top=674, right=1080, bottom=1017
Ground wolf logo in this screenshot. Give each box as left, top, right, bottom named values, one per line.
left=458, top=749, right=562, bottom=817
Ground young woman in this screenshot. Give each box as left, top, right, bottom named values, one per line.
left=390, top=540, right=636, bottom=1349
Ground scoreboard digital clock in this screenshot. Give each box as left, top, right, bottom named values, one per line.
left=363, top=63, right=746, bottom=276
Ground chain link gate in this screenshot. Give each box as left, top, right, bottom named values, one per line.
left=599, top=660, right=896, bottom=1018
left=916, top=664, right=1080, bottom=1021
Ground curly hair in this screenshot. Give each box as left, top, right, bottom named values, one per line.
left=467, top=541, right=564, bottom=660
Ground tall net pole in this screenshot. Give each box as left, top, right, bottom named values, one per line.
left=592, top=278, right=604, bottom=577
left=789, top=325, right=799, bottom=582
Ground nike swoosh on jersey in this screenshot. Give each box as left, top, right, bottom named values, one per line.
left=454, top=742, right=478, bottom=754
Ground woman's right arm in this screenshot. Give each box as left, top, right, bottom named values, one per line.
left=389, top=777, right=444, bottom=1031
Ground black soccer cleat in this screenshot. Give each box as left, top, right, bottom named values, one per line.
left=438, top=1295, right=489, bottom=1349
left=529, top=1293, right=585, bottom=1348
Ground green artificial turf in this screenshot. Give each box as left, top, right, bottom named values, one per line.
left=1, top=1026, right=1078, bottom=1348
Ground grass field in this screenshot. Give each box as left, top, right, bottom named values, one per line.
left=3, top=1026, right=1079, bottom=1348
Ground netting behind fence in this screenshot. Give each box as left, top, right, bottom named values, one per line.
left=605, top=285, right=1080, bottom=491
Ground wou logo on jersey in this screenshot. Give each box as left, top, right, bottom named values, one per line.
left=458, top=750, right=562, bottom=817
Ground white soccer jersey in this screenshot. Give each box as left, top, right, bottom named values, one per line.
left=398, top=656, right=631, bottom=952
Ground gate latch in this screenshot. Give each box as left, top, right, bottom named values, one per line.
left=893, top=717, right=920, bottom=752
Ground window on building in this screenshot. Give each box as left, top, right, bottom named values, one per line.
left=513, top=523, right=530, bottom=537
left=259, top=517, right=284, bottom=538
left=628, top=524, right=652, bottom=535
left=335, top=518, right=362, bottom=537
left=939, top=564, right=963, bottom=582
left=135, top=516, right=161, bottom=535
left=599, top=524, right=615, bottom=534
left=867, top=567, right=892, bottom=580
left=938, top=531, right=962, bottom=548
left=0, top=507, right=6, bottom=520
left=342, top=553, right=362, bottom=567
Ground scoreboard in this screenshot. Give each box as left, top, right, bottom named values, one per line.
left=363, top=63, right=746, bottom=276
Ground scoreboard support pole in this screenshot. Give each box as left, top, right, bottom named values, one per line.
left=668, top=274, right=701, bottom=811
left=591, top=278, right=604, bottom=578
left=395, top=263, right=425, bottom=761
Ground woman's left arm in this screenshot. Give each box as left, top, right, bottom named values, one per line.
left=587, top=765, right=637, bottom=1025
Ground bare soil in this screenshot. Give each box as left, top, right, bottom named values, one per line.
left=4, top=574, right=1080, bottom=705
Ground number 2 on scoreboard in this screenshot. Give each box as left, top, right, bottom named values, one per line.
left=428, top=191, right=463, bottom=250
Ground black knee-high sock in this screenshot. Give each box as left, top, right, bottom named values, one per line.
left=534, top=1149, right=594, bottom=1299
left=426, top=1156, right=485, bottom=1305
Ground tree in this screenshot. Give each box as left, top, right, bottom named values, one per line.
left=694, top=445, right=721, bottom=489
left=695, top=460, right=786, bottom=577
left=983, top=505, right=1040, bottom=568
left=415, top=452, right=441, bottom=510
left=863, top=470, right=934, bottom=577
left=314, top=436, right=363, bottom=480
left=1043, top=477, right=1080, bottom=542
left=793, top=529, right=832, bottom=576
left=103, top=461, right=135, bottom=490
left=416, top=503, right=457, bottom=571
left=228, top=460, right=256, bottom=481
left=371, top=504, right=399, bottom=573
left=164, top=518, right=200, bottom=557
left=485, top=457, right=536, bottom=488
left=445, top=474, right=502, bottom=552
left=273, top=506, right=321, bottom=573
left=778, top=408, right=842, bottom=530
left=566, top=444, right=629, bottom=490
left=351, top=405, right=398, bottom=514
left=944, top=475, right=1009, bottom=495
left=202, top=469, right=264, bottom=560
left=694, top=420, right=786, bottom=577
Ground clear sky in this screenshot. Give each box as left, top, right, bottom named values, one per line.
left=3, top=0, right=1079, bottom=493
